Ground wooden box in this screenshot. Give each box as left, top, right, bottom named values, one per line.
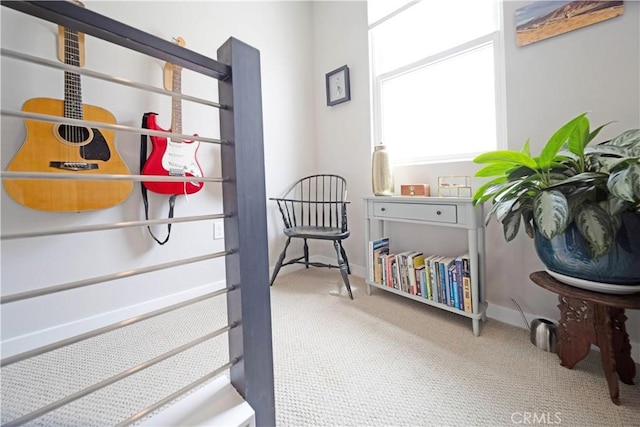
left=400, top=184, right=430, bottom=196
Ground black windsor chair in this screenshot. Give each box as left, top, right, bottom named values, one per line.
left=270, top=174, right=352, bottom=299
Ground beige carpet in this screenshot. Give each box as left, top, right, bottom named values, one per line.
left=271, top=268, right=640, bottom=427
left=1, top=298, right=230, bottom=426
left=2, top=269, right=639, bottom=426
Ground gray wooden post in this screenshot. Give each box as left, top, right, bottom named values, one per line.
left=218, top=37, right=276, bottom=426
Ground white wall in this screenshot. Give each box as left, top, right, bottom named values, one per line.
left=311, top=0, right=371, bottom=275
left=0, top=1, right=316, bottom=356
left=2, top=0, right=639, bottom=356
left=500, top=0, right=640, bottom=343
left=311, top=1, right=640, bottom=346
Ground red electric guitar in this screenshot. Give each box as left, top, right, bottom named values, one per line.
left=141, top=37, right=203, bottom=195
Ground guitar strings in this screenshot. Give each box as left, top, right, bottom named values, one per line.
left=64, top=27, right=83, bottom=160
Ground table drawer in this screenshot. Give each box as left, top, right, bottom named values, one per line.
left=372, top=202, right=457, bottom=223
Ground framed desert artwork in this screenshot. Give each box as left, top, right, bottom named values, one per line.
left=516, top=1, right=624, bottom=47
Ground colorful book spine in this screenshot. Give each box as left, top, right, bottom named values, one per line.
left=454, top=255, right=464, bottom=310
left=442, top=261, right=448, bottom=305
left=424, top=255, right=433, bottom=300
left=424, top=256, right=434, bottom=300
left=369, top=237, right=390, bottom=282
left=462, top=254, right=472, bottom=313
left=433, top=256, right=443, bottom=303
left=380, top=254, right=388, bottom=285
left=385, top=253, right=395, bottom=288
left=439, top=257, right=455, bottom=306
left=418, top=266, right=426, bottom=298
left=374, top=246, right=389, bottom=284
left=391, top=256, right=400, bottom=289
left=399, top=252, right=412, bottom=293
left=412, top=253, right=425, bottom=297
left=407, top=252, right=416, bottom=294
left=449, top=264, right=459, bottom=310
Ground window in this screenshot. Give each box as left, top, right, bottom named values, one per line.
left=368, top=0, right=505, bottom=165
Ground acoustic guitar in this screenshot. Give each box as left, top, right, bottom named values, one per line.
left=4, top=23, right=132, bottom=212
left=141, top=37, right=203, bottom=196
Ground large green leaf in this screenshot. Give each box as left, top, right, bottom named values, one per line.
left=484, top=201, right=500, bottom=226
left=607, top=165, right=639, bottom=202
left=522, top=209, right=534, bottom=238
left=494, top=178, right=537, bottom=203
left=534, top=190, right=569, bottom=239
left=539, top=113, right=587, bottom=169
left=597, top=156, right=640, bottom=173
left=556, top=149, right=580, bottom=163
left=584, top=145, right=630, bottom=157
left=473, top=151, right=538, bottom=169
left=496, top=197, right=518, bottom=222
left=633, top=163, right=640, bottom=198
left=484, top=197, right=513, bottom=225
left=475, top=162, right=517, bottom=177
left=608, top=196, right=631, bottom=216
left=502, top=210, right=522, bottom=242
left=575, top=203, right=615, bottom=258
left=609, top=129, right=640, bottom=151
left=585, top=122, right=612, bottom=147
left=567, top=115, right=589, bottom=158
left=484, top=191, right=529, bottom=225
left=507, top=165, right=540, bottom=180
left=604, top=197, right=625, bottom=232
left=546, top=172, right=608, bottom=189
left=566, top=190, right=589, bottom=223
left=473, top=177, right=508, bottom=205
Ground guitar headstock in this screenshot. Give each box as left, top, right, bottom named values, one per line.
left=57, top=1, right=86, bottom=66
left=173, top=36, right=186, bottom=48
left=164, top=37, right=186, bottom=92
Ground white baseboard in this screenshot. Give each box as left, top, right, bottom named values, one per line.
left=1, top=280, right=225, bottom=360
left=140, top=375, right=254, bottom=427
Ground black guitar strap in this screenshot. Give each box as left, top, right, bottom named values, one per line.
left=140, top=112, right=176, bottom=245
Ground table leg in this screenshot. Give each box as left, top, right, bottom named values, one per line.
left=594, top=305, right=620, bottom=405
left=472, top=318, right=480, bottom=337
left=610, top=308, right=636, bottom=385
left=557, top=296, right=592, bottom=369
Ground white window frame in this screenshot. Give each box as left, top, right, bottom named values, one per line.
left=369, top=1, right=507, bottom=165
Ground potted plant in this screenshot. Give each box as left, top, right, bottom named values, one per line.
left=472, top=113, right=640, bottom=287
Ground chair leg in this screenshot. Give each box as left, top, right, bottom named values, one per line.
left=270, top=237, right=292, bottom=286
left=338, top=241, right=351, bottom=274
left=333, top=240, right=353, bottom=299
left=303, top=238, right=310, bottom=268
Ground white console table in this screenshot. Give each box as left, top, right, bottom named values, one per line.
left=364, top=196, right=487, bottom=336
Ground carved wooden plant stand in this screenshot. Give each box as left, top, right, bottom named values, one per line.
left=530, top=271, right=640, bottom=405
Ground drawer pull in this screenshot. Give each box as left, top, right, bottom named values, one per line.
left=437, top=210, right=442, bottom=215
left=381, top=207, right=386, bottom=212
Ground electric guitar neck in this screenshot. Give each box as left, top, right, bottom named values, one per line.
left=141, top=36, right=204, bottom=196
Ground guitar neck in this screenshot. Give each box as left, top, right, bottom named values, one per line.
left=64, top=27, right=83, bottom=120
left=171, top=65, right=183, bottom=138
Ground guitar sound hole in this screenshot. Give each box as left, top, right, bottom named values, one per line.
left=58, top=125, right=91, bottom=144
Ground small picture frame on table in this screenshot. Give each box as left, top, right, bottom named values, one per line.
left=325, top=65, right=350, bottom=106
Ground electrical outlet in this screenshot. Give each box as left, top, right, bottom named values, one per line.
left=214, top=220, right=225, bottom=240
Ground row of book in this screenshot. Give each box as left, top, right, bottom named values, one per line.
left=368, top=237, right=473, bottom=313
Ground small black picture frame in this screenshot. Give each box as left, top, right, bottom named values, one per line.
left=325, top=65, right=351, bottom=106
